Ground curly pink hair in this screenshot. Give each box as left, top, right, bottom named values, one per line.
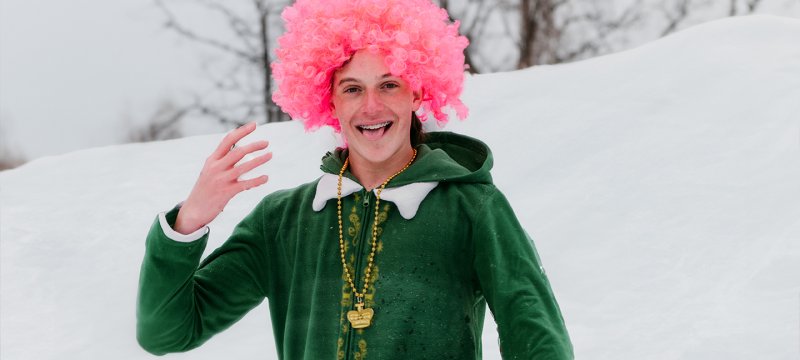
left=271, top=0, right=470, bottom=132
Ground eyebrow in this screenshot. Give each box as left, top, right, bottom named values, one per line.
left=337, top=73, right=394, bottom=86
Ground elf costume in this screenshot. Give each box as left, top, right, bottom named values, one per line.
left=137, top=132, right=572, bottom=359
left=137, top=0, right=573, bottom=358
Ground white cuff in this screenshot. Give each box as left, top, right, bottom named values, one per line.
left=158, top=211, right=209, bottom=242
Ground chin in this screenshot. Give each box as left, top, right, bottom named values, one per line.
left=352, top=143, right=401, bottom=163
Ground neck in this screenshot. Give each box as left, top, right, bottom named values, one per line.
left=348, top=146, right=415, bottom=191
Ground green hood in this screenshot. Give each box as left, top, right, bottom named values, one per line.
left=319, top=131, right=494, bottom=187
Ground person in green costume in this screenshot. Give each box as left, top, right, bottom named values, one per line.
left=136, top=0, right=574, bottom=359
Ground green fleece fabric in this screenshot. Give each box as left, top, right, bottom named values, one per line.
left=137, top=131, right=573, bottom=359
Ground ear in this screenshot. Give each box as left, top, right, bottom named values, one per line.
left=411, top=89, right=423, bottom=111
left=329, top=96, right=338, bottom=118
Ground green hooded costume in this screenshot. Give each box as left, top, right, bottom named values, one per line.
left=137, top=131, right=573, bottom=359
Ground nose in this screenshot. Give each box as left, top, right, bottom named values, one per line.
left=363, top=89, right=385, bottom=115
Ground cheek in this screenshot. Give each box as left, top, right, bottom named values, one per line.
left=393, top=101, right=415, bottom=122
left=332, top=98, right=358, bottom=119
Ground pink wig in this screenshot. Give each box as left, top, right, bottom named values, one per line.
left=271, top=0, right=470, bottom=132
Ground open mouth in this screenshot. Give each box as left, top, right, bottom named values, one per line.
left=357, top=121, right=392, bottom=140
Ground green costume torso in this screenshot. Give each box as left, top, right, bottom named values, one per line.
left=137, top=132, right=573, bottom=359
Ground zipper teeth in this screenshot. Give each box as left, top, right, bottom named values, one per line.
left=345, top=190, right=372, bottom=360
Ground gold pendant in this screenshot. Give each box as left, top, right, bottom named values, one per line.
left=347, top=302, right=374, bottom=329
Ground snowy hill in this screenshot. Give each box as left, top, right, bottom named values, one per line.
left=2, top=15, right=799, bottom=360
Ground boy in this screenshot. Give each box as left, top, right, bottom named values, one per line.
left=137, top=0, right=573, bottom=358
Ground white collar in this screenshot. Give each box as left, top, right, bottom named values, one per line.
left=312, top=174, right=438, bottom=219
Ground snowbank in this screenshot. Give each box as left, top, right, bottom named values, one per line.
left=2, top=15, right=799, bottom=360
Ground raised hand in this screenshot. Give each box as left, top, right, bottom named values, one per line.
left=173, top=122, right=272, bottom=234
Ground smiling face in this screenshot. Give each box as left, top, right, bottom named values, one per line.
left=331, top=50, right=422, bottom=174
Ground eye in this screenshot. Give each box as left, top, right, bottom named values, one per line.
left=382, top=82, right=399, bottom=89
left=343, top=87, right=360, bottom=94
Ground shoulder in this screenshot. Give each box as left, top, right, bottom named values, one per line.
left=436, top=181, right=497, bottom=200
left=252, top=178, right=321, bottom=218
left=421, top=181, right=500, bottom=220
left=264, top=178, right=319, bottom=201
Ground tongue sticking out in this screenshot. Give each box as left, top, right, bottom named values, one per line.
left=361, top=124, right=388, bottom=141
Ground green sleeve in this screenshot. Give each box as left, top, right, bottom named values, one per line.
left=136, top=201, right=271, bottom=355
left=472, top=189, right=574, bottom=359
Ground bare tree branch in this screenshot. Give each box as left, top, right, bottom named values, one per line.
left=154, top=0, right=289, bottom=129
left=127, top=99, right=186, bottom=143
left=438, top=0, right=498, bottom=73
left=254, top=0, right=276, bottom=121
left=516, top=0, right=567, bottom=68
left=559, top=0, right=642, bottom=62
left=659, top=0, right=692, bottom=37
left=0, top=150, right=27, bottom=171
left=155, top=0, right=259, bottom=64
left=198, top=0, right=260, bottom=54
left=746, top=0, right=763, bottom=13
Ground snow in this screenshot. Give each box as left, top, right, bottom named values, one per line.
left=2, top=15, right=800, bottom=359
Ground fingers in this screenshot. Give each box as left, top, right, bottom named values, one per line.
left=221, top=140, right=270, bottom=169
left=212, top=121, right=257, bottom=160
left=237, top=175, right=269, bottom=192
left=233, top=152, right=273, bottom=179
left=185, top=122, right=271, bottom=226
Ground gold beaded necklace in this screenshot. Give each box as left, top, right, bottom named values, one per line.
left=337, top=148, right=417, bottom=329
